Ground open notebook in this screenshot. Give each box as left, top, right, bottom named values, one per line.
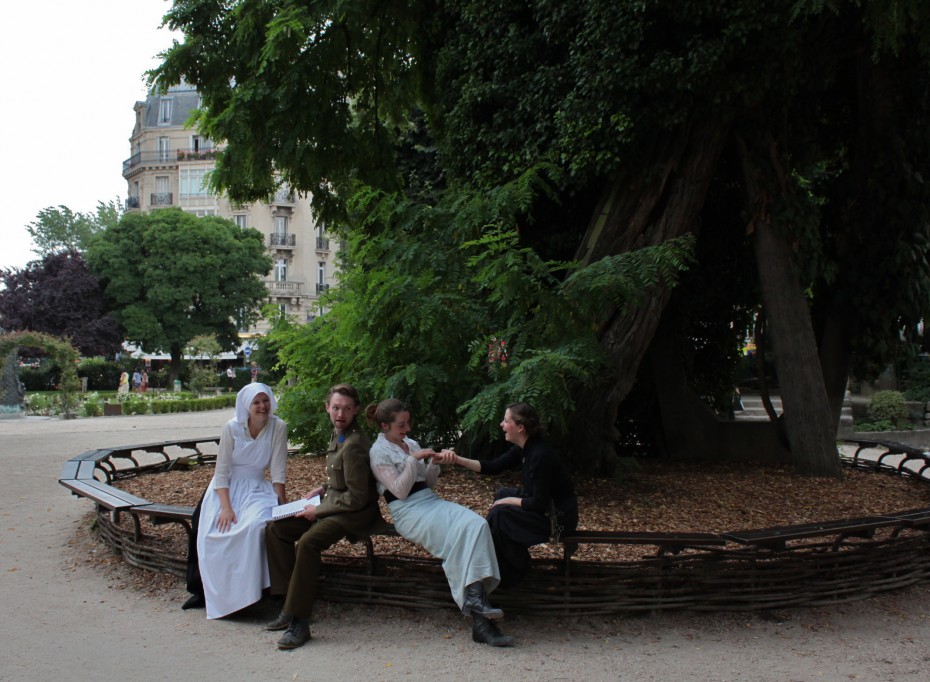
left=270, top=495, right=321, bottom=521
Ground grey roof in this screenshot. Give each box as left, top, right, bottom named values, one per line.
left=142, top=83, right=201, bottom=129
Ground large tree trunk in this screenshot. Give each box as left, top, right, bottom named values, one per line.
left=815, top=297, right=854, bottom=432
left=739, top=135, right=842, bottom=478
left=568, top=116, right=731, bottom=476
left=169, top=343, right=183, bottom=383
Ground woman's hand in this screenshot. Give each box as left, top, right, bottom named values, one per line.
left=490, top=496, right=522, bottom=509
left=433, top=449, right=456, bottom=465
left=412, top=448, right=436, bottom=461
left=216, top=506, right=237, bottom=533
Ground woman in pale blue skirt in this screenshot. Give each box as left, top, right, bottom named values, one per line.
left=367, top=399, right=514, bottom=647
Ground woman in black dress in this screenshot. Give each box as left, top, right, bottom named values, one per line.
left=439, top=402, right=577, bottom=588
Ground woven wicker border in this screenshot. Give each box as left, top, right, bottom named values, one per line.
left=62, top=438, right=930, bottom=614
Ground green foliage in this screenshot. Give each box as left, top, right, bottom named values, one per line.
left=26, top=200, right=121, bottom=257
left=853, top=419, right=898, bottom=432
left=156, top=0, right=930, bottom=469
left=900, top=358, right=930, bottom=403
left=16, top=365, right=55, bottom=391
left=867, top=390, right=910, bottom=428
left=122, top=397, right=149, bottom=416
left=77, top=358, right=123, bottom=391
left=269, top=173, right=693, bottom=453
left=81, top=394, right=102, bottom=417
left=2, top=331, right=80, bottom=418
left=85, top=208, right=271, bottom=371
left=188, top=364, right=218, bottom=395
left=153, top=0, right=428, bottom=222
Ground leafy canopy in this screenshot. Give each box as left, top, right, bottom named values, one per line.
left=85, top=208, right=271, bottom=361
left=26, top=200, right=122, bottom=257
left=0, top=250, right=122, bottom=357
left=268, top=171, right=693, bottom=453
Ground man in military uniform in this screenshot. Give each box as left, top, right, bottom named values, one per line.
left=264, top=383, right=379, bottom=649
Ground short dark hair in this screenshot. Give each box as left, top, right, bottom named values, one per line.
left=327, top=383, right=361, bottom=406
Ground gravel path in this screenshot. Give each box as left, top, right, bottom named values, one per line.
left=1, top=410, right=929, bottom=681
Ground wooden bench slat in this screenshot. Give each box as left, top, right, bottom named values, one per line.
left=560, top=530, right=725, bottom=547
left=724, top=516, right=894, bottom=550
left=882, top=508, right=930, bottom=527
left=59, top=461, right=80, bottom=480
left=76, top=460, right=99, bottom=480
left=61, top=479, right=151, bottom=510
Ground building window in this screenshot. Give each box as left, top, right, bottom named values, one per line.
left=180, top=168, right=209, bottom=196
left=234, top=215, right=247, bottom=229
left=190, top=134, right=212, bottom=152
left=158, top=98, right=172, bottom=125
left=275, top=258, right=288, bottom=282
left=157, top=137, right=170, bottom=161
left=318, top=261, right=326, bottom=285
left=316, top=221, right=329, bottom=250
left=274, top=216, right=288, bottom=235
left=151, top=176, right=172, bottom=206
left=278, top=303, right=287, bottom=317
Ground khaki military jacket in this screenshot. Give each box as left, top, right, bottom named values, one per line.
left=314, top=419, right=379, bottom=532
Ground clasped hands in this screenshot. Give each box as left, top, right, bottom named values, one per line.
left=429, top=448, right=457, bottom=464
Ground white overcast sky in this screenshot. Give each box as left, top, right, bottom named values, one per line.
left=0, top=0, right=180, bottom=271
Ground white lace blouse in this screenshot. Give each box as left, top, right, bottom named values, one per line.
left=369, top=433, right=440, bottom=499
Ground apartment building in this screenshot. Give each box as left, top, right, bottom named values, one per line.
left=121, top=82, right=337, bottom=335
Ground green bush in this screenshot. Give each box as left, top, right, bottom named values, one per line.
left=82, top=397, right=103, bottom=417
left=123, top=398, right=149, bottom=415
left=901, top=359, right=930, bottom=403
left=188, top=364, right=217, bottom=395
left=18, top=365, right=58, bottom=391
left=77, top=358, right=124, bottom=391
left=867, top=390, right=909, bottom=428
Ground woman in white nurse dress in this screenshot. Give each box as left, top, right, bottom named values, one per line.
left=197, top=382, right=288, bottom=619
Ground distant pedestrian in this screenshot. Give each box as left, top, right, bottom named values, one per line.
left=226, top=366, right=235, bottom=392
left=131, top=368, right=142, bottom=392
left=140, top=370, right=149, bottom=393
left=250, top=362, right=259, bottom=383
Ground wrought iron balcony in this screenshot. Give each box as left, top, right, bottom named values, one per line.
left=177, top=148, right=219, bottom=161
left=122, top=151, right=179, bottom=175
left=150, top=193, right=173, bottom=206
left=316, top=237, right=330, bottom=251
left=316, top=283, right=330, bottom=295
left=125, top=196, right=140, bottom=210
left=269, top=233, right=296, bottom=248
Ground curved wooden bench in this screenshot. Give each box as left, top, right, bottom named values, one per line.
left=59, top=438, right=218, bottom=543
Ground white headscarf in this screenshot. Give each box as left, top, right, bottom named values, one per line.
left=235, top=382, right=278, bottom=425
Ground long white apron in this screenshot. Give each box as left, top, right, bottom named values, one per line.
left=197, top=431, right=278, bottom=619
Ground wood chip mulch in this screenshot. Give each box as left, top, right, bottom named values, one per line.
left=108, top=454, right=930, bottom=569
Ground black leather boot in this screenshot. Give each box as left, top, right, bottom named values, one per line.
left=472, top=614, right=515, bottom=647
left=462, top=582, right=504, bottom=620
left=181, top=593, right=205, bottom=610
left=264, top=610, right=292, bottom=631
left=277, top=618, right=311, bottom=650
